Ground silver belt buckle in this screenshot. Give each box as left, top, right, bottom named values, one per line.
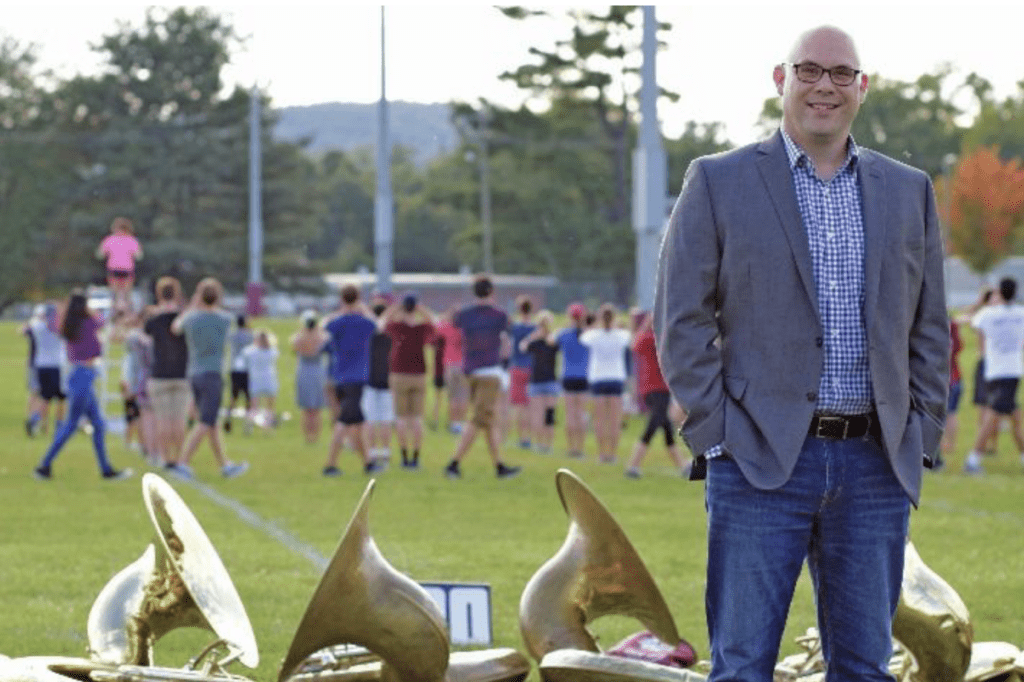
left=816, top=415, right=849, bottom=439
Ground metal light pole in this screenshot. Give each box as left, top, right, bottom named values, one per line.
left=631, top=5, right=667, bottom=312
left=247, top=85, right=264, bottom=316
left=374, top=6, right=394, bottom=294
left=478, top=106, right=493, bottom=273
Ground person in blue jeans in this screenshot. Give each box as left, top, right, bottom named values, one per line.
left=35, top=290, right=132, bottom=481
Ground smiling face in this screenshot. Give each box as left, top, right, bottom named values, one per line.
left=773, top=26, right=868, bottom=151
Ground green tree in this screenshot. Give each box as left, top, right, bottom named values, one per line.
left=498, top=6, right=678, bottom=223
left=0, top=36, right=76, bottom=309
left=962, top=80, right=1024, bottom=163
left=46, top=7, right=318, bottom=294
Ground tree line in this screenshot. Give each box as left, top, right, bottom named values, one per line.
left=1, top=6, right=1022, bottom=312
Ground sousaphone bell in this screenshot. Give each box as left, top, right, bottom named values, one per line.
left=278, top=480, right=529, bottom=682
left=519, top=469, right=704, bottom=682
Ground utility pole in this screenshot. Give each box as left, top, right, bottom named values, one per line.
left=374, top=5, right=394, bottom=294
left=478, top=106, right=493, bottom=273
left=247, top=85, right=264, bottom=316
left=631, top=6, right=667, bottom=312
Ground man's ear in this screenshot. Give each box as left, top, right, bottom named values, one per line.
left=772, top=64, right=786, bottom=96
left=859, top=72, right=869, bottom=103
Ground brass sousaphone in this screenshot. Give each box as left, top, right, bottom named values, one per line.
left=0, top=473, right=258, bottom=682
left=278, top=479, right=529, bottom=682
left=519, top=469, right=704, bottom=682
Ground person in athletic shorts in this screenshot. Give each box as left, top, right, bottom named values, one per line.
left=435, top=307, right=468, bottom=433
left=964, top=277, right=1024, bottom=474
left=322, top=283, right=381, bottom=476
left=383, top=292, right=436, bottom=469
left=363, top=299, right=395, bottom=464
left=145, top=276, right=189, bottom=467
left=225, top=314, right=254, bottom=434
left=557, top=302, right=591, bottom=458
left=24, top=303, right=67, bottom=436
left=580, top=303, right=631, bottom=463
left=444, top=275, right=521, bottom=480
left=519, top=310, right=560, bottom=454
left=172, top=278, right=248, bottom=479
left=96, top=217, right=142, bottom=313
left=508, top=295, right=536, bottom=450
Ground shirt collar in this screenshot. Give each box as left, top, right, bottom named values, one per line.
left=780, top=129, right=860, bottom=175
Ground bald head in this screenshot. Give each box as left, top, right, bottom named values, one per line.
left=786, top=25, right=861, bottom=68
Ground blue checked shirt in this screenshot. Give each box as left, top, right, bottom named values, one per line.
left=704, top=131, right=872, bottom=460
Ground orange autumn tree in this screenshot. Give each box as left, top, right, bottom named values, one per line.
left=943, top=146, right=1024, bottom=274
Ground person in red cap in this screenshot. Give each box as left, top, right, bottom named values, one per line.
left=556, top=302, right=591, bottom=458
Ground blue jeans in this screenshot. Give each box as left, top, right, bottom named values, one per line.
left=40, top=365, right=114, bottom=475
left=705, top=435, right=909, bottom=682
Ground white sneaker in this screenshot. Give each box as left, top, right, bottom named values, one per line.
left=168, top=463, right=194, bottom=480
left=222, top=461, right=250, bottom=479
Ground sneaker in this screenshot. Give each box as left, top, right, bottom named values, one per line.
left=624, top=468, right=641, bottom=479
left=402, top=459, right=420, bottom=470
left=496, top=463, right=521, bottom=479
left=963, top=461, right=985, bottom=476
left=103, top=468, right=134, bottom=481
left=33, top=466, right=52, bottom=481
left=364, top=461, right=385, bottom=475
left=222, top=462, right=250, bottom=479
left=167, top=463, right=194, bottom=480
left=323, top=466, right=342, bottom=477
left=444, top=461, right=461, bottom=479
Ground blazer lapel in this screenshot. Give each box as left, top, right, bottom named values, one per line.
left=859, top=151, right=887, bottom=326
left=755, top=132, right=818, bottom=317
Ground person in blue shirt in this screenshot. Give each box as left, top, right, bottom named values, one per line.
left=322, top=283, right=381, bottom=476
left=557, top=302, right=591, bottom=459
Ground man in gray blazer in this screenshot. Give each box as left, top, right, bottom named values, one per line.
left=654, top=25, right=948, bottom=682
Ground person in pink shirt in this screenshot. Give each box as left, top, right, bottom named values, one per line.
left=435, top=306, right=468, bottom=434
left=96, top=216, right=143, bottom=313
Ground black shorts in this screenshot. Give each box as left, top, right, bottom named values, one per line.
left=124, top=397, right=141, bottom=423
left=107, top=268, right=134, bottom=281
left=36, top=367, right=66, bottom=401
left=230, top=371, right=250, bottom=401
left=972, top=359, right=987, bottom=406
left=591, top=380, right=624, bottom=396
left=562, top=377, right=589, bottom=393
left=335, top=382, right=365, bottom=425
left=190, top=372, right=224, bottom=427
left=986, top=377, right=1019, bottom=415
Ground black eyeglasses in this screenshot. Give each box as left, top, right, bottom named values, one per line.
left=787, top=61, right=862, bottom=87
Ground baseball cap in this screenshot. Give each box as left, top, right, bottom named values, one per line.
left=567, top=302, right=587, bottom=321
left=402, top=290, right=418, bottom=311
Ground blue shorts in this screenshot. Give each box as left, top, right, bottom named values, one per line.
left=562, top=377, right=588, bottom=393
left=947, top=380, right=962, bottom=412
left=528, top=381, right=560, bottom=397
left=591, top=380, right=624, bottom=397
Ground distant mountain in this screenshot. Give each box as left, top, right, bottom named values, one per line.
left=272, top=101, right=459, bottom=165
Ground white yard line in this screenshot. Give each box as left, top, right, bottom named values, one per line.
left=180, top=477, right=330, bottom=571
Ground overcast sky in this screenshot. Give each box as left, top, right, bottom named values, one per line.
left=4, top=2, right=1022, bottom=144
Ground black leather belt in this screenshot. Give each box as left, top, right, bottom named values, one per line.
left=808, top=412, right=876, bottom=440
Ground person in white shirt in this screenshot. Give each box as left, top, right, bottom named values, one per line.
left=580, top=303, right=632, bottom=463
left=244, top=329, right=281, bottom=429
left=964, top=277, right=1024, bottom=474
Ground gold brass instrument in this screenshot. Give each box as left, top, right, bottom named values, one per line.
left=87, top=473, right=258, bottom=670
left=890, top=540, right=973, bottom=682
left=519, top=469, right=701, bottom=682
left=278, top=480, right=529, bottom=682
left=1, top=474, right=257, bottom=682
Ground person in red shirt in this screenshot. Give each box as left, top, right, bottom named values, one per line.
left=434, top=307, right=468, bottom=433
left=383, top=292, right=436, bottom=469
left=939, top=318, right=962, bottom=469
left=625, top=312, right=692, bottom=479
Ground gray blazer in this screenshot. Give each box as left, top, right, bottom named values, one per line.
left=654, top=131, right=949, bottom=505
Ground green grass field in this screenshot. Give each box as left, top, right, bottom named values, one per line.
left=1, top=316, right=1022, bottom=681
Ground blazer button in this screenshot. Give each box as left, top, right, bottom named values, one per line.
left=815, top=337, right=823, bottom=347
left=806, top=391, right=817, bottom=401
